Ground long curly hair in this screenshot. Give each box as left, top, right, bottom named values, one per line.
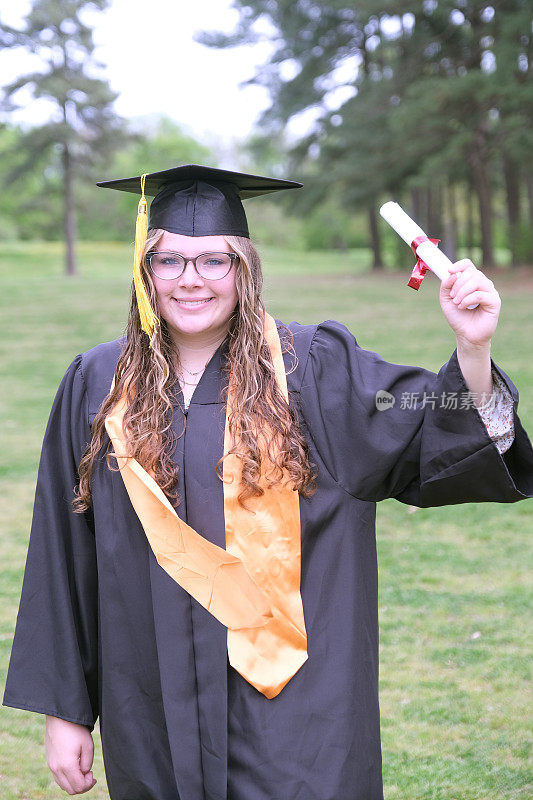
left=73, top=229, right=316, bottom=512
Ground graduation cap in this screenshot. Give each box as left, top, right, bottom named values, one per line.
left=96, top=164, right=302, bottom=339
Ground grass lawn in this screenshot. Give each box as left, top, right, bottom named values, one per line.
left=0, top=240, right=531, bottom=799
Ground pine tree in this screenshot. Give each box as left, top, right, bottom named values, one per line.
left=0, top=0, right=126, bottom=274
left=199, top=0, right=533, bottom=269
left=197, top=0, right=388, bottom=268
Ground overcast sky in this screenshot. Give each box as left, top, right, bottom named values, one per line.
left=0, top=0, right=312, bottom=151
left=0, top=0, right=359, bottom=160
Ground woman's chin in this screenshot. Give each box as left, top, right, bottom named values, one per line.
left=171, top=320, right=210, bottom=337
left=164, top=310, right=220, bottom=340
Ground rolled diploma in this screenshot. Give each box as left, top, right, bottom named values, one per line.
left=379, top=201, right=478, bottom=307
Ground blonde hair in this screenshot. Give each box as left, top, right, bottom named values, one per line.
left=73, top=230, right=316, bottom=512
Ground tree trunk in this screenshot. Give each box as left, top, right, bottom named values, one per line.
left=423, top=187, right=431, bottom=232
left=427, top=184, right=442, bottom=238
left=525, top=171, right=533, bottom=263
left=443, top=181, right=457, bottom=262
left=368, top=205, right=384, bottom=270
left=410, top=188, right=422, bottom=225
left=63, top=142, right=77, bottom=276
left=469, top=146, right=494, bottom=268
left=465, top=181, right=475, bottom=260
left=503, top=157, right=521, bottom=267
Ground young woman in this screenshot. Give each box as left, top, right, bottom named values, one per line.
left=3, top=165, right=532, bottom=799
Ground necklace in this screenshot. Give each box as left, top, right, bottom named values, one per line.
left=181, top=364, right=206, bottom=377
left=178, top=362, right=207, bottom=387
left=179, top=355, right=211, bottom=378
left=175, top=333, right=227, bottom=389
left=179, top=375, right=202, bottom=386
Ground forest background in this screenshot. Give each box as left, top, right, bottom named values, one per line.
left=0, top=0, right=532, bottom=273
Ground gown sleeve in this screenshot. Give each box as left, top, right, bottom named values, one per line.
left=2, top=355, right=99, bottom=730
left=299, top=320, right=533, bottom=506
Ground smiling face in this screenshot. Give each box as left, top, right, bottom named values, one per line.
left=149, top=231, right=239, bottom=344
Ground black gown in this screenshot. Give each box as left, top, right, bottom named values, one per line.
left=3, top=319, right=533, bottom=800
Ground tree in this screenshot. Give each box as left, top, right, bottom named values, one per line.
left=77, top=115, right=213, bottom=240
left=0, top=0, right=126, bottom=274
left=198, top=0, right=533, bottom=268
left=197, top=0, right=386, bottom=265
left=0, top=122, right=63, bottom=239
left=491, top=0, right=533, bottom=264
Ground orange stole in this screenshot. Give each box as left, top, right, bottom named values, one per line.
left=104, top=313, right=307, bottom=698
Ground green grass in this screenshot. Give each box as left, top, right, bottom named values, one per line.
left=1, top=240, right=532, bottom=799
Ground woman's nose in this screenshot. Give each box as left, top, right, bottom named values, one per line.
left=177, top=260, right=204, bottom=287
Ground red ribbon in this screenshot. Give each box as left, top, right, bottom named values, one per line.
left=408, top=235, right=440, bottom=291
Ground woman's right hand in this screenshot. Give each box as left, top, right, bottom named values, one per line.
left=45, top=715, right=97, bottom=795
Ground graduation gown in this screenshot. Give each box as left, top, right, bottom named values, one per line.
left=3, top=319, right=533, bottom=800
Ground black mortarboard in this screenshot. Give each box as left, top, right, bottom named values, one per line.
left=96, top=164, right=302, bottom=238
left=95, top=164, right=302, bottom=340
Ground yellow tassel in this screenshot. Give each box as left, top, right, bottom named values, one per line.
left=133, top=173, right=158, bottom=340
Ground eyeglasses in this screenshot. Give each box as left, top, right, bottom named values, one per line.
left=146, top=251, right=239, bottom=281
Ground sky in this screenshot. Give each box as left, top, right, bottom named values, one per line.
left=0, top=0, right=329, bottom=156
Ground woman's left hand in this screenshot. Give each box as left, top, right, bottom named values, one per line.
left=440, top=259, right=501, bottom=348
